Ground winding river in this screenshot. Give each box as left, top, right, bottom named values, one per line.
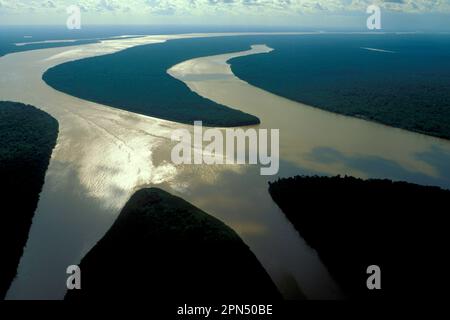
left=1, top=33, right=449, bottom=300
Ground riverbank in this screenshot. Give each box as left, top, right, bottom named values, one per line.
left=0, top=101, right=58, bottom=298
left=230, top=34, right=450, bottom=140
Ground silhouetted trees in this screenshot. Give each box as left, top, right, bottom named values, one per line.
left=269, top=175, right=450, bottom=299
left=66, top=188, right=280, bottom=301
left=0, top=101, right=58, bottom=298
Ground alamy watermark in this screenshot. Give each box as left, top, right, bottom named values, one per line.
left=65, top=263, right=381, bottom=291
left=171, top=121, right=279, bottom=176
left=66, top=265, right=81, bottom=290
left=66, top=5, right=81, bottom=30
left=367, top=4, right=382, bottom=30
left=366, top=265, right=381, bottom=290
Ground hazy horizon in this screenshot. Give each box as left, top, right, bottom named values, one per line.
left=0, top=1, right=449, bottom=31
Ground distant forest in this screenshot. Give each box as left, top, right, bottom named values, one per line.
left=66, top=188, right=280, bottom=301
left=231, top=34, right=450, bottom=140
left=268, top=175, right=450, bottom=299
left=0, top=101, right=58, bottom=298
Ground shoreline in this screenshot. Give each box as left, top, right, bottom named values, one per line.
left=0, top=102, right=59, bottom=299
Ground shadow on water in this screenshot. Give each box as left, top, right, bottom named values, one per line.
left=307, top=145, right=450, bottom=190
left=415, top=145, right=450, bottom=181
left=6, top=160, right=119, bottom=300
left=155, top=160, right=344, bottom=300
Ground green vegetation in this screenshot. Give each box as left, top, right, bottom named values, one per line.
left=43, top=37, right=261, bottom=127
left=268, top=175, right=449, bottom=299
left=66, top=188, right=280, bottom=301
left=265, top=82, right=450, bottom=140
left=231, top=34, right=450, bottom=139
left=0, top=101, right=59, bottom=298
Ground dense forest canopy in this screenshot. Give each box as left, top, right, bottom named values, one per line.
left=0, top=101, right=58, bottom=299
left=43, top=37, right=263, bottom=127
left=231, top=34, right=450, bottom=139
left=268, top=175, right=450, bottom=299
left=66, top=188, right=280, bottom=301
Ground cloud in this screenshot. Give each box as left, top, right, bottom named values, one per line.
left=0, top=0, right=450, bottom=19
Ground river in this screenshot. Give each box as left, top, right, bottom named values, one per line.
left=2, top=33, right=449, bottom=300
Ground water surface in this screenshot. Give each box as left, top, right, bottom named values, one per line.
left=1, top=34, right=341, bottom=300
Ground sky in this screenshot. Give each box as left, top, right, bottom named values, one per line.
left=0, top=0, right=449, bottom=30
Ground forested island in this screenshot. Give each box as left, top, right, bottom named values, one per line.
left=0, top=101, right=58, bottom=298
left=43, top=37, right=261, bottom=127
left=268, top=175, right=450, bottom=299
left=66, top=188, right=280, bottom=300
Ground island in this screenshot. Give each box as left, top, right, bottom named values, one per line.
left=0, top=101, right=58, bottom=298
left=43, top=37, right=261, bottom=127
left=268, top=175, right=449, bottom=299
left=65, top=188, right=281, bottom=301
